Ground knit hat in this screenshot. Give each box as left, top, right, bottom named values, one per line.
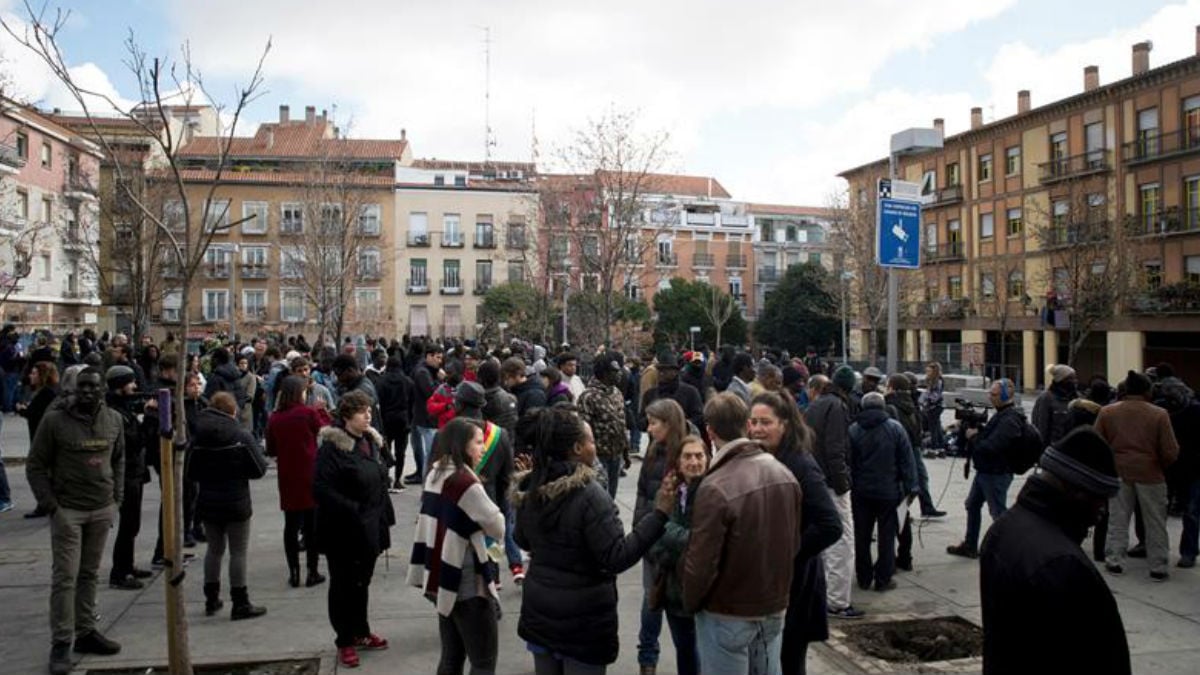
left=1039, top=426, right=1120, bottom=497
left=105, top=365, right=136, bottom=390
left=655, top=350, right=680, bottom=370
left=862, top=392, right=886, bottom=409
left=832, top=365, right=857, bottom=393
left=1050, top=364, right=1076, bottom=384
left=1124, top=370, right=1152, bottom=397
left=454, top=381, right=486, bottom=410
left=592, top=351, right=622, bottom=379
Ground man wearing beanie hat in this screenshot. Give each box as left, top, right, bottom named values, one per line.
left=1096, top=370, right=1179, bottom=580
left=805, top=364, right=862, bottom=617
left=104, top=366, right=152, bottom=591
left=980, top=427, right=1130, bottom=675
left=1032, top=364, right=1079, bottom=446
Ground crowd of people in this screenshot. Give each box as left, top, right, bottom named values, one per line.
left=0, top=322, right=1197, bottom=675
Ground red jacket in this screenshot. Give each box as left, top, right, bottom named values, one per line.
left=266, top=403, right=329, bottom=511
left=427, top=382, right=457, bottom=429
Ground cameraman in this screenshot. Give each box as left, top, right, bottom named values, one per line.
left=947, top=379, right=1023, bottom=559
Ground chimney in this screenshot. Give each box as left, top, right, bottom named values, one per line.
left=1017, top=90, right=1031, bottom=114
left=305, top=105, right=316, bottom=124
left=1132, top=41, right=1152, bottom=76
left=400, top=128, right=407, bottom=142
left=279, top=105, right=290, bottom=123
left=933, top=118, right=945, bottom=135
left=1084, top=65, right=1099, bottom=92
left=320, top=108, right=328, bottom=123
left=970, top=106, right=983, bottom=130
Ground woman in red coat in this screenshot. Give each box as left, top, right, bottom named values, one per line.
left=267, top=375, right=331, bottom=588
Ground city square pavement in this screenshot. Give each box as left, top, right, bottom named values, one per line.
left=2, top=410, right=1199, bottom=674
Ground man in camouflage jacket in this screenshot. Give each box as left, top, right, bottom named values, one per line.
left=577, top=351, right=631, bottom=497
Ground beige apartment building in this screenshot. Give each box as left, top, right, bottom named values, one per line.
left=395, top=160, right=538, bottom=338
left=840, top=33, right=1200, bottom=388
left=750, top=204, right=834, bottom=319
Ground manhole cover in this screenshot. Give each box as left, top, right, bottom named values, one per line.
left=88, top=658, right=320, bottom=675
left=840, top=615, right=982, bottom=663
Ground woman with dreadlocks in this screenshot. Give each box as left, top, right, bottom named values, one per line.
left=514, top=407, right=676, bottom=674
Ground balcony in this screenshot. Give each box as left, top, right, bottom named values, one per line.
left=240, top=264, right=268, bottom=279
left=407, top=232, right=431, bottom=247
left=1128, top=282, right=1200, bottom=315
left=1044, top=221, right=1110, bottom=248
left=64, top=169, right=97, bottom=199
left=758, top=267, right=779, bottom=283
left=474, top=230, right=496, bottom=248
left=357, top=268, right=382, bottom=281
left=440, top=232, right=465, bottom=248
left=0, top=143, right=25, bottom=173
left=1037, top=151, right=1112, bottom=184
left=1128, top=208, right=1200, bottom=237
left=685, top=212, right=715, bottom=226
left=726, top=254, right=746, bottom=269
left=722, top=214, right=750, bottom=227
left=62, top=226, right=88, bottom=250
left=440, top=279, right=464, bottom=295
left=693, top=253, right=714, bottom=268
left=925, top=242, right=965, bottom=263
left=1122, top=129, right=1200, bottom=165
left=406, top=282, right=430, bottom=295
left=656, top=252, right=678, bottom=267
left=62, top=287, right=87, bottom=300
left=242, top=308, right=268, bottom=322
left=204, top=264, right=232, bottom=279
left=920, top=297, right=971, bottom=320
left=473, top=282, right=493, bottom=295
left=928, top=184, right=964, bottom=207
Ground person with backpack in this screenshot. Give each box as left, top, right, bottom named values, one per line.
left=946, top=379, right=1027, bottom=559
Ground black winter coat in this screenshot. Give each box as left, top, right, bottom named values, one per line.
left=980, top=476, right=1130, bottom=675
left=514, top=461, right=667, bottom=666
left=639, top=380, right=704, bottom=438
left=105, top=393, right=146, bottom=484
left=633, top=444, right=669, bottom=529
left=376, top=368, right=413, bottom=437
left=971, top=405, right=1025, bottom=475
left=849, top=408, right=917, bottom=501
left=776, top=449, right=841, bottom=643
left=1167, top=399, right=1200, bottom=484
left=313, top=425, right=395, bottom=558
left=190, top=408, right=266, bottom=523
left=204, top=362, right=248, bottom=410
left=411, top=363, right=440, bottom=428
left=805, top=393, right=852, bottom=494
left=510, top=378, right=547, bottom=418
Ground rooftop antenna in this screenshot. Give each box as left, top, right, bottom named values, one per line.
left=478, top=26, right=496, bottom=164
left=530, top=107, right=539, bottom=167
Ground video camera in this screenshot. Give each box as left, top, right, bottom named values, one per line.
left=948, top=398, right=992, bottom=459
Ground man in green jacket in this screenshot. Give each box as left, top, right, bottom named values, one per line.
left=26, top=367, right=126, bottom=675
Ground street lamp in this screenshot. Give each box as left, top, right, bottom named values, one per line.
left=840, top=270, right=854, bottom=365
left=886, top=127, right=943, bottom=374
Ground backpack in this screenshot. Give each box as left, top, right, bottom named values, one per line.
left=1004, top=419, right=1046, bottom=475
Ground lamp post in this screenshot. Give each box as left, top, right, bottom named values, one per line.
left=886, top=128, right=943, bottom=374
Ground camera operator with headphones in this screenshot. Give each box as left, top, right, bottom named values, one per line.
left=946, top=379, right=1026, bottom=559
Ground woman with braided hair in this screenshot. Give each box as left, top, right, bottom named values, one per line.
left=514, top=407, right=676, bottom=674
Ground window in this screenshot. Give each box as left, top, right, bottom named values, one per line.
left=946, top=163, right=960, bottom=186
left=980, top=212, right=994, bottom=239
left=1052, top=200, right=1069, bottom=229
left=1050, top=132, right=1068, bottom=175
left=1188, top=176, right=1200, bottom=229
left=728, top=276, right=743, bottom=300
left=475, top=215, right=494, bottom=247
left=1085, top=122, right=1105, bottom=166
left=475, top=260, right=493, bottom=292
left=550, top=234, right=570, bottom=259
left=281, top=202, right=304, bottom=234
left=1006, top=208, right=1023, bottom=236
left=454, top=175, right=466, bottom=187
left=948, top=276, right=963, bottom=300
left=506, top=220, right=526, bottom=249
left=15, top=131, right=27, bottom=159
left=203, top=290, right=229, bottom=322
left=582, top=234, right=600, bottom=260
left=1007, top=270, right=1024, bottom=298
left=808, top=252, right=822, bottom=265
left=1185, top=96, right=1200, bottom=147
left=40, top=142, right=51, bottom=169
left=281, top=289, right=306, bottom=322
left=241, top=201, right=268, bottom=234
left=948, top=219, right=961, bottom=242
left=978, top=153, right=993, bottom=182
left=760, top=220, right=775, bottom=242
left=442, top=214, right=462, bottom=246
left=358, top=204, right=381, bottom=236
left=1140, top=183, right=1161, bottom=232
left=358, top=248, right=381, bottom=279
left=409, top=212, right=429, bottom=245
left=1137, top=108, right=1159, bottom=157
left=243, top=290, right=266, bottom=320
left=1005, top=146, right=1020, bottom=175
left=242, top=245, right=268, bottom=269
left=925, top=223, right=938, bottom=252
left=921, top=170, right=936, bottom=198
left=161, top=290, right=182, bottom=323
left=319, top=203, right=342, bottom=233
left=981, top=273, right=995, bottom=298
left=656, top=237, right=674, bottom=265
left=409, top=259, right=428, bottom=290
left=354, top=290, right=381, bottom=318
left=164, top=200, right=185, bottom=230
left=203, top=246, right=232, bottom=277
left=624, top=278, right=641, bottom=301
left=280, top=246, right=305, bottom=278
left=507, top=261, right=524, bottom=284
left=41, top=253, right=52, bottom=280
left=205, top=199, right=231, bottom=232
left=1144, top=261, right=1163, bottom=291
left=434, top=175, right=445, bottom=186
left=16, top=189, right=28, bottom=221
left=1187, top=256, right=1200, bottom=285
left=41, top=197, right=52, bottom=224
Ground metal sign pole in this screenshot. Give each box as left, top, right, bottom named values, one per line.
left=887, top=152, right=899, bottom=374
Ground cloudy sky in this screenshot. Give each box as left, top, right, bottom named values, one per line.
left=1, top=0, right=1197, bottom=205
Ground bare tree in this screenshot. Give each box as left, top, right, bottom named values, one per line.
left=827, top=189, right=888, bottom=362
left=698, top=281, right=736, bottom=351
left=545, top=108, right=671, bottom=346
left=973, top=253, right=1025, bottom=380
left=0, top=217, right=51, bottom=308
left=2, top=6, right=269, bottom=672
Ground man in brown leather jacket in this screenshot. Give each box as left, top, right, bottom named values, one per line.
left=682, top=392, right=803, bottom=674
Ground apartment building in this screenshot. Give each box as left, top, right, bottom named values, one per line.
left=839, top=31, right=1200, bottom=387
left=0, top=100, right=103, bottom=329
left=167, top=105, right=407, bottom=339
left=395, top=160, right=537, bottom=338
left=749, top=204, right=834, bottom=318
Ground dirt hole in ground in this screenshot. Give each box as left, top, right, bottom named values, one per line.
left=88, top=658, right=320, bottom=675
left=841, top=616, right=982, bottom=663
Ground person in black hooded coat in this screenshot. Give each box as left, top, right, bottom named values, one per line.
left=204, top=347, right=248, bottom=410
left=514, top=407, right=675, bottom=671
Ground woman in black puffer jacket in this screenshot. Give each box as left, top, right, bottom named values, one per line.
left=514, top=407, right=675, bottom=673
left=189, top=391, right=268, bottom=621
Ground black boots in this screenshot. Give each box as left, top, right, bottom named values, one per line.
left=73, top=630, right=121, bottom=655
left=288, top=567, right=301, bottom=588
left=204, top=582, right=224, bottom=616
left=230, top=586, right=267, bottom=621
left=305, top=567, right=326, bottom=587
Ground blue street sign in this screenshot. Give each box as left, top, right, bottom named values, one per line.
left=877, top=196, right=921, bottom=269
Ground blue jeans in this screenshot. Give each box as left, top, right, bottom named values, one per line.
left=629, top=427, right=642, bottom=455
left=695, top=611, right=784, bottom=675
left=638, top=564, right=663, bottom=666
left=505, top=504, right=522, bottom=567
left=602, top=456, right=621, bottom=498
left=964, top=472, right=1013, bottom=550
left=1178, top=479, right=1200, bottom=561
left=411, top=426, right=435, bottom=476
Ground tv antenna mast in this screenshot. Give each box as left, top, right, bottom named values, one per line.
left=479, top=26, right=496, bottom=164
